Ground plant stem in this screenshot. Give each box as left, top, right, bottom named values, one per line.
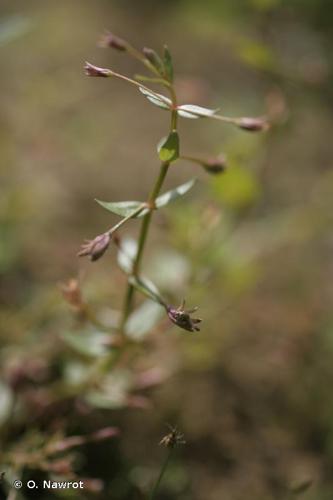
left=120, top=161, right=170, bottom=330
left=149, top=448, right=173, bottom=500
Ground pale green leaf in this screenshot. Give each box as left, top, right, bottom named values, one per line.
left=157, top=131, right=179, bottom=162
left=61, top=330, right=110, bottom=358
left=125, top=300, right=164, bottom=340
left=139, top=87, right=172, bottom=109
left=96, top=199, right=142, bottom=217
left=117, top=237, right=137, bottom=273
left=177, top=104, right=218, bottom=119
left=155, top=178, right=196, bottom=208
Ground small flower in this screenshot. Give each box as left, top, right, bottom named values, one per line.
left=84, top=62, right=111, bottom=78
left=159, top=425, right=185, bottom=449
left=99, top=32, right=127, bottom=51
left=236, top=116, right=269, bottom=132
left=166, top=300, right=202, bottom=332
left=202, top=154, right=227, bottom=174
left=77, top=232, right=111, bottom=261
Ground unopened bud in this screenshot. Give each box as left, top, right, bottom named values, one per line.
left=142, top=47, right=164, bottom=73
left=99, top=32, right=127, bottom=51
left=84, top=62, right=111, bottom=78
left=236, top=116, right=269, bottom=132
left=77, top=232, right=111, bottom=261
left=202, top=154, right=227, bottom=174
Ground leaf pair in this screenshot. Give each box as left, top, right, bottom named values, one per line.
left=96, top=178, right=196, bottom=218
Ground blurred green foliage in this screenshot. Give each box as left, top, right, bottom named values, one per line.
left=1, top=0, right=333, bottom=499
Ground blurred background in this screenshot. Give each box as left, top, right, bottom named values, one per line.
left=1, top=0, right=333, bottom=498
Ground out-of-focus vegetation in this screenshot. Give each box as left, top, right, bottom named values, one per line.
left=1, top=0, right=333, bottom=498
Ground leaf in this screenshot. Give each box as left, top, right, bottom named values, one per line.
left=155, top=178, right=196, bottom=208
left=128, top=275, right=164, bottom=304
left=98, top=180, right=195, bottom=225
left=163, top=45, right=174, bottom=82
left=177, top=104, right=218, bottom=119
left=61, top=330, right=111, bottom=358
left=117, top=237, right=138, bottom=273
left=85, top=370, right=132, bottom=409
left=157, top=131, right=179, bottom=162
left=125, top=300, right=164, bottom=340
left=139, top=87, right=172, bottom=109
left=96, top=199, right=142, bottom=217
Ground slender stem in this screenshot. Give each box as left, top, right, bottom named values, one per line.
left=119, top=74, right=178, bottom=332
left=107, top=204, right=146, bottom=235
left=149, top=448, right=173, bottom=500
left=120, top=162, right=170, bottom=329
left=108, top=70, right=172, bottom=107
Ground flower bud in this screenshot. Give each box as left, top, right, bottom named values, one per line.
left=77, top=232, right=111, bottom=261
left=99, top=32, right=127, bottom=51
left=236, top=116, right=269, bottom=132
left=142, top=47, right=164, bottom=73
left=160, top=426, right=185, bottom=448
left=166, top=301, right=201, bottom=332
left=202, top=154, right=227, bottom=174
left=84, top=62, right=111, bottom=78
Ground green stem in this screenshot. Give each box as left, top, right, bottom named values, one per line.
left=120, top=162, right=170, bottom=329
left=149, top=448, right=173, bottom=500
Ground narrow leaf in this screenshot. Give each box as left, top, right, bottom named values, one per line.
left=95, top=199, right=142, bottom=217
left=178, top=104, right=218, bottom=119
left=139, top=87, right=172, bottom=109
left=117, top=237, right=138, bottom=273
left=157, top=131, right=179, bottom=162
left=155, top=178, right=196, bottom=208
left=125, top=300, right=164, bottom=340
left=163, top=45, right=174, bottom=82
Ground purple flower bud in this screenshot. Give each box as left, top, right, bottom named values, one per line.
left=202, top=154, right=227, bottom=174
left=84, top=62, right=111, bottom=78
left=99, top=32, right=127, bottom=51
left=77, top=232, right=111, bottom=261
left=166, top=301, right=201, bottom=332
left=236, top=116, right=269, bottom=132
left=142, top=47, right=164, bottom=73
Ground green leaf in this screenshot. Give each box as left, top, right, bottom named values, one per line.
left=139, top=87, right=172, bottom=109
left=85, top=370, right=132, bottom=409
left=61, top=330, right=111, bottom=358
left=157, top=131, right=179, bottom=162
left=128, top=275, right=164, bottom=304
left=163, top=45, right=174, bottom=82
left=95, top=199, right=142, bottom=217
left=117, top=237, right=138, bottom=273
left=155, top=178, right=196, bottom=209
left=125, top=300, right=164, bottom=340
left=177, top=104, right=218, bottom=119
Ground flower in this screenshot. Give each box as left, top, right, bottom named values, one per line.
left=166, top=300, right=202, bottom=332
left=99, top=32, right=127, bottom=51
left=236, top=116, right=269, bottom=132
left=77, top=232, right=111, bottom=261
left=159, top=426, right=185, bottom=448
left=84, top=62, right=111, bottom=78
left=202, top=154, right=227, bottom=174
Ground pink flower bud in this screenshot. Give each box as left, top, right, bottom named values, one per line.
left=84, top=62, right=111, bottom=78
